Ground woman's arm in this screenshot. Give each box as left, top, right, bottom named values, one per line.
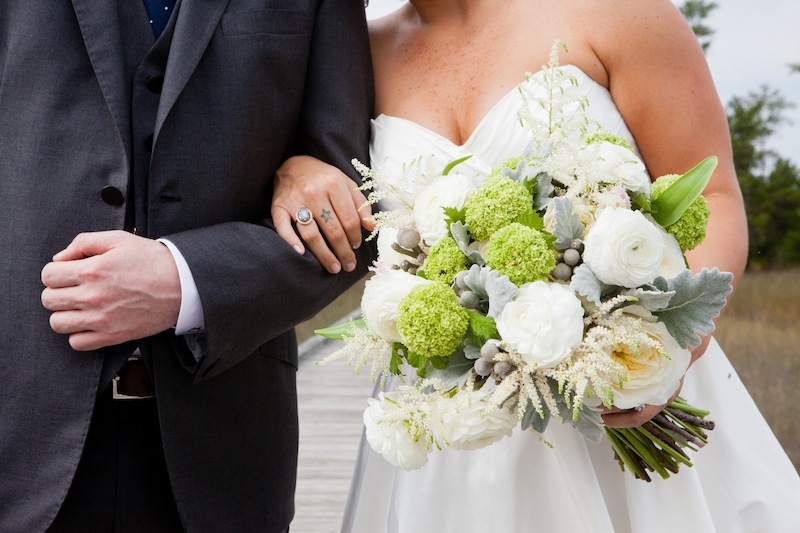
left=589, top=0, right=748, bottom=427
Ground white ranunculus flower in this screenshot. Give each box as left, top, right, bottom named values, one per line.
left=582, top=207, right=665, bottom=288
left=376, top=227, right=408, bottom=269
left=581, top=141, right=651, bottom=195
left=364, top=393, right=429, bottom=470
left=361, top=270, right=431, bottom=342
left=413, top=174, right=483, bottom=245
left=496, top=281, right=585, bottom=368
left=434, top=388, right=517, bottom=451
left=609, top=307, right=691, bottom=409
left=657, top=225, right=687, bottom=279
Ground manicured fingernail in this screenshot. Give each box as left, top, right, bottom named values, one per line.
left=330, top=263, right=341, bottom=274
left=293, top=245, right=304, bottom=254
left=344, top=262, right=356, bottom=272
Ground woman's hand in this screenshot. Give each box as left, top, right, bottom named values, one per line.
left=273, top=155, right=375, bottom=274
left=601, top=377, right=684, bottom=429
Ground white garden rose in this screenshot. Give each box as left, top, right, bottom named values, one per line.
left=361, top=270, right=431, bottom=342
left=434, top=388, right=517, bottom=451
left=582, top=207, right=665, bottom=288
left=580, top=141, right=651, bottom=195
left=364, top=393, right=429, bottom=470
left=608, top=307, right=691, bottom=409
left=413, top=174, right=482, bottom=245
left=496, top=281, right=584, bottom=368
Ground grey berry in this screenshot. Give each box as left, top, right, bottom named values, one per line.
left=563, top=248, right=581, bottom=266
left=493, top=361, right=512, bottom=377
left=474, top=358, right=493, bottom=377
left=459, top=291, right=481, bottom=309
left=396, top=227, right=421, bottom=249
left=553, top=262, right=572, bottom=281
left=480, top=342, right=500, bottom=361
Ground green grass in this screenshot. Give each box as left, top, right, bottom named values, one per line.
left=298, top=269, right=800, bottom=471
left=714, top=268, right=800, bottom=471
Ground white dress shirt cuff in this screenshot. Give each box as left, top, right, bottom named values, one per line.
left=158, top=238, right=206, bottom=335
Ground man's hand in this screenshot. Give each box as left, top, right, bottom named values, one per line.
left=41, top=230, right=181, bottom=351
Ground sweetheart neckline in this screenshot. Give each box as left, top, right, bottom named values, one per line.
left=373, top=64, right=597, bottom=148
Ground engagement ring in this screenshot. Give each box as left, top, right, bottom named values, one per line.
left=296, top=207, right=313, bottom=225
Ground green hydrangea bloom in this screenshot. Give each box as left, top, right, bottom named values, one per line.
left=652, top=174, right=710, bottom=251
left=464, top=175, right=533, bottom=241
left=396, top=283, right=469, bottom=359
left=488, top=156, right=527, bottom=179
left=484, top=223, right=556, bottom=286
left=418, top=237, right=468, bottom=285
left=585, top=131, right=634, bottom=151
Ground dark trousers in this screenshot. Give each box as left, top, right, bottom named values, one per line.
left=48, top=388, right=184, bottom=532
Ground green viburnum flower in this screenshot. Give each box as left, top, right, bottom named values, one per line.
left=652, top=174, right=710, bottom=251
left=396, top=283, right=469, bottom=359
left=586, top=130, right=634, bottom=151
left=484, top=223, right=556, bottom=286
left=464, top=175, right=533, bottom=242
left=418, top=236, right=468, bottom=285
left=488, top=156, right=528, bottom=178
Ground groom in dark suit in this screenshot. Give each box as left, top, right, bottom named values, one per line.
left=0, top=0, right=374, bottom=531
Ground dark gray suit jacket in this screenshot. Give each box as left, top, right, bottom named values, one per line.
left=0, top=1, right=374, bottom=530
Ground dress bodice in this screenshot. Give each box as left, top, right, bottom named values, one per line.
left=370, top=65, right=636, bottom=177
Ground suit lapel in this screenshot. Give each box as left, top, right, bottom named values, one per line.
left=155, top=0, right=233, bottom=138
left=70, top=0, right=131, bottom=158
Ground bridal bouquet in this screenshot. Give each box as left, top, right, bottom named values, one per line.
left=317, top=45, right=732, bottom=481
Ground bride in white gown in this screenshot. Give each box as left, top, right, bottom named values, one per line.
left=273, top=0, right=800, bottom=531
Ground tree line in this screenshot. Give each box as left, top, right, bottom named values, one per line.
left=682, top=0, right=799, bottom=269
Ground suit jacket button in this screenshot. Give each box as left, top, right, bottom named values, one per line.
left=145, top=75, right=164, bottom=94
left=101, top=186, right=125, bottom=206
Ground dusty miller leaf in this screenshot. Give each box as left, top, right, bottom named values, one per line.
left=570, top=264, right=607, bottom=304
left=463, top=265, right=519, bottom=318
left=623, top=283, right=676, bottom=312
left=550, top=196, right=584, bottom=250
left=521, top=398, right=551, bottom=433
left=450, top=222, right=485, bottom=266
left=425, top=345, right=474, bottom=388
left=653, top=268, right=734, bottom=348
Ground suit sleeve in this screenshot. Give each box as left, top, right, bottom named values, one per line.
left=162, top=0, right=375, bottom=381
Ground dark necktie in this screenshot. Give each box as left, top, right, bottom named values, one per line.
left=142, top=0, right=177, bottom=38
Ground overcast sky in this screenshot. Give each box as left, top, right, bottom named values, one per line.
left=365, top=0, right=800, bottom=167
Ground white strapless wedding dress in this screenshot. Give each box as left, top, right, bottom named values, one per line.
left=341, top=66, right=800, bottom=533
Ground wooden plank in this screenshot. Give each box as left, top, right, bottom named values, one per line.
left=293, top=336, right=375, bottom=533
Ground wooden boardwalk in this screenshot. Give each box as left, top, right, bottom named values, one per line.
left=293, top=333, right=375, bottom=533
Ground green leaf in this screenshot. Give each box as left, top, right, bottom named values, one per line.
left=514, top=209, right=545, bottom=231
left=442, top=155, right=473, bottom=176
left=651, top=156, right=717, bottom=227
left=466, top=310, right=499, bottom=344
left=428, top=356, right=448, bottom=370
left=389, top=343, right=405, bottom=374
left=653, top=268, right=734, bottom=348
left=314, top=318, right=366, bottom=340
left=443, top=206, right=466, bottom=226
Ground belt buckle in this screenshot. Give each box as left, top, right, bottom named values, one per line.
left=112, top=356, right=155, bottom=400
